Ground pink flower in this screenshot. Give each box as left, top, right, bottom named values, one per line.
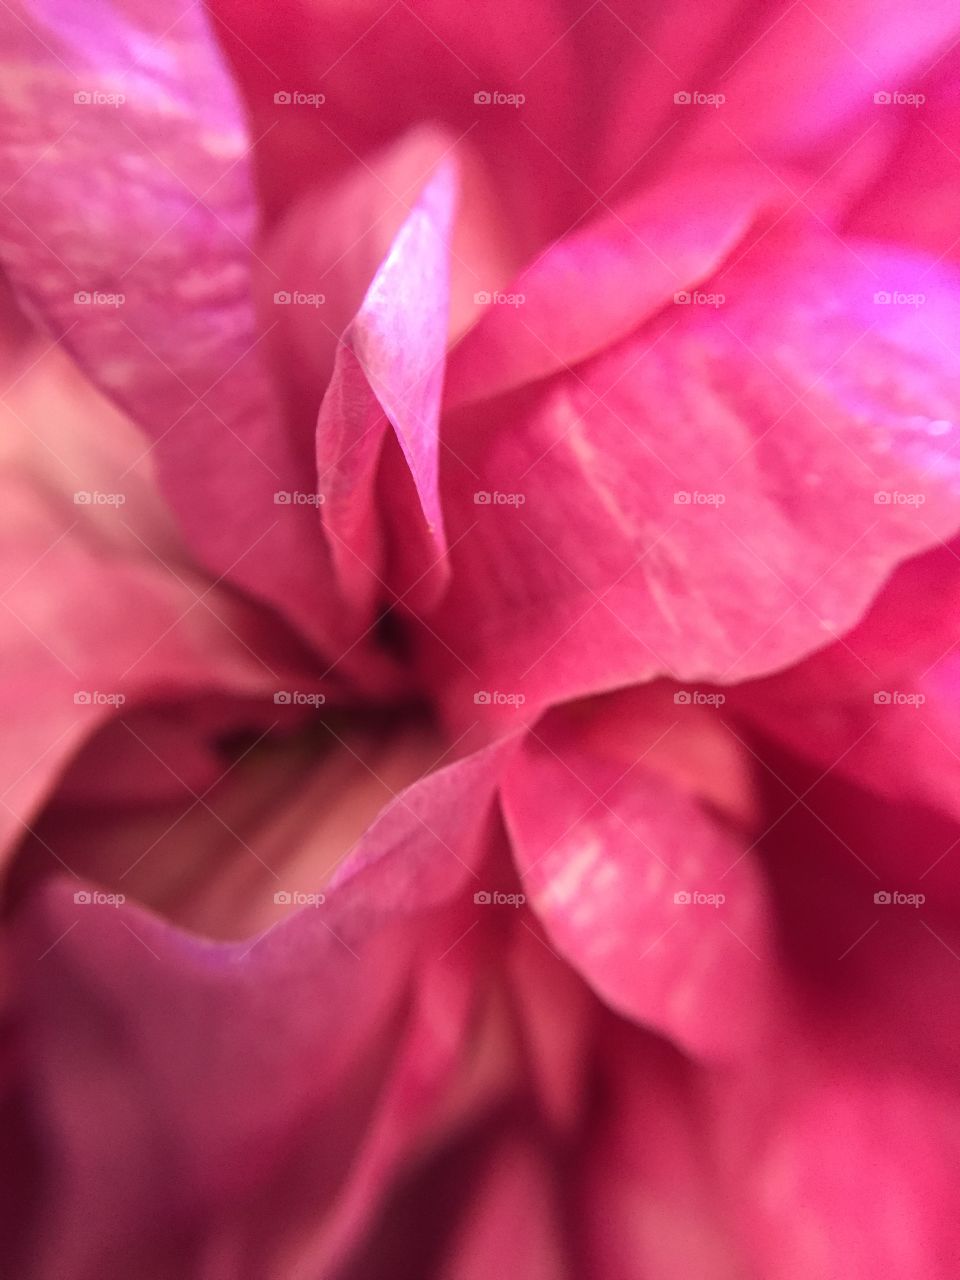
left=2, top=1, right=960, bottom=1275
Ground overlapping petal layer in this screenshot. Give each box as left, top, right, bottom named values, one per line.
left=0, top=0, right=334, bottom=651
left=430, top=228, right=960, bottom=723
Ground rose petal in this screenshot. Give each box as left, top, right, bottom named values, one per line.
left=729, top=541, right=960, bottom=828
left=258, top=125, right=517, bottom=429
left=445, top=161, right=785, bottom=408
left=439, top=1138, right=569, bottom=1280
left=501, top=712, right=774, bottom=1059
left=0, top=0, right=336, bottom=652
left=0, top=315, right=295, bottom=872
left=7, top=740, right=508, bottom=1276
left=429, top=227, right=960, bottom=723
left=316, top=161, right=455, bottom=617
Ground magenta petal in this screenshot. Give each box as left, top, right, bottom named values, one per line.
left=431, top=228, right=960, bottom=722
left=0, top=0, right=333, bottom=651
left=849, top=51, right=960, bottom=264
left=730, top=541, right=960, bottom=829
left=316, top=162, right=455, bottom=618
left=445, top=162, right=783, bottom=409
left=501, top=717, right=774, bottom=1060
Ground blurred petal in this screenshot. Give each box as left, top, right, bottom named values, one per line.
left=848, top=48, right=960, bottom=262
left=7, top=739, right=508, bottom=1277
left=439, top=1138, right=569, bottom=1280
left=0, top=318, right=293, bottom=872
left=0, top=0, right=335, bottom=652
left=729, top=541, right=960, bottom=826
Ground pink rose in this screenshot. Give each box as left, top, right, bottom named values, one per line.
left=2, top=1, right=960, bottom=1276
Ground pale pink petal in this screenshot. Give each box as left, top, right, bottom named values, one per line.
left=0, top=318, right=297, bottom=872
left=316, top=161, right=455, bottom=617
left=0, top=0, right=335, bottom=652
left=258, top=125, right=517, bottom=429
